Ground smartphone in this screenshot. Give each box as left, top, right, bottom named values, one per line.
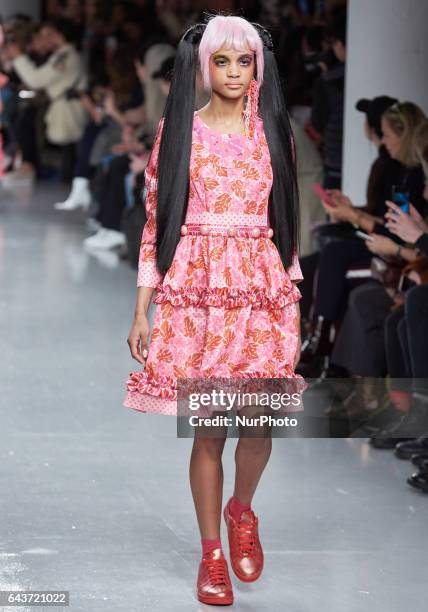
left=392, top=186, right=410, bottom=214
left=355, top=230, right=373, bottom=241
left=311, top=183, right=336, bottom=207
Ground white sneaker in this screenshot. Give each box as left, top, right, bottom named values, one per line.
left=86, top=217, right=102, bottom=233
left=54, top=177, right=91, bottom=211
left=89, top=249, right=119, bottom=269
left=83, top=228, right=126, bottom=250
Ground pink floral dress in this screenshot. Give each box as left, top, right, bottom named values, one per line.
left=123, top=111, right=304, bottom=416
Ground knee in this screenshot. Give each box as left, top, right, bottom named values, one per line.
left=348, top=285, right=369, bottom=312
left=405, top=284, right=428, bottom=318
left=385, top=305, right=404, bottom=334
left=236, top=435, right=272, bottom=455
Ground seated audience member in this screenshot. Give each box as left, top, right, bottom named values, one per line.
left=300, top=102, right=427, bottom=375
left=330, top=120, right=428, bottom=440
left=5, top=19, right=88, bottom=149
left=54, top=45, right=144, bottom=211
left=82, top=48, right=175, bottom=251
left=5, top=22, right=53, bottom=179
left=290, top=116, right=324, bottom=257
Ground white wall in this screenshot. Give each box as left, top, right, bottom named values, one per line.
left=343, top=0, right=428, bottom=204
left=0, top=0, right=40, bottom=19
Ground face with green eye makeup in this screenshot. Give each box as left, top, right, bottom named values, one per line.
left=208, top=47, right=255, bottom=99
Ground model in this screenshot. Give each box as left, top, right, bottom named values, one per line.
left=123, top=14, right=304, bottom=606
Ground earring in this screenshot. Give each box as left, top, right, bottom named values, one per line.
left=243, top=78, right=260, bottom=138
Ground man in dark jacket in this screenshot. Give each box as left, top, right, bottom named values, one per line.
left=311, top=10, right=347, bottom=189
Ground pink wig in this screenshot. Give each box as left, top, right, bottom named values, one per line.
left=198, top=15, right=264, bottom=91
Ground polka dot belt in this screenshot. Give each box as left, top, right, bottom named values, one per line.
left=180, top=223, right=274, bottom=238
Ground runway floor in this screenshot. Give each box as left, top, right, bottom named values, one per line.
left=0, top=181, right=426, bottom=611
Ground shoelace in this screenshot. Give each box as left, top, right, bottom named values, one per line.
left=203, top=558, right=228, bottom=585
left=236, top=521, right=257, bottom=556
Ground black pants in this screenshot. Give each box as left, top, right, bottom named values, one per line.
left=15, top=105, right=39, bottom=169
left=385, top=306, right=412, bottom=378
left=331, top=281, right=393, bottom=376
left=315, top=238, right=373, bottom=321
left=385, top=305, right=410, bottom=377
left=95, top=154, right=130, bottom=231
left=385, top=285, right=428, bottom=394
left=74, top=121, right=104, bottom=178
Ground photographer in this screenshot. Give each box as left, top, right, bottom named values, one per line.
left=4, top=18, right=87, bottom=147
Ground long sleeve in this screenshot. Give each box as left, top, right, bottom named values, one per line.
left=137, top=117, right=166, bottom=288
left=13, top=46, right=84, bottom=98
left=12, top=54, right=59, bottom=90
left=415, top=233, right=428, bottom=259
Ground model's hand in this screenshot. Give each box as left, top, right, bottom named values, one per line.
left=127, top=313, right=150, bottom=364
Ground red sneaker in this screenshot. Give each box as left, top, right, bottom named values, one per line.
left=223, top=497, right=264, bottom=582
left=196, top=548, right=234, bottom=606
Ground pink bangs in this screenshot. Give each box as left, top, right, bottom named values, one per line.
left=198, top=15, right=264, bottom=91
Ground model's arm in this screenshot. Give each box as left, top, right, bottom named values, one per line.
left=127, top=118, right=165, bottom=364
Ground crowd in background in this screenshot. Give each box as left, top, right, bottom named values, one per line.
left=1, top=0, right=428, bottom=492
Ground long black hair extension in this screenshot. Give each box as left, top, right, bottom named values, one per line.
left=151, top=18, right=300, bottom=277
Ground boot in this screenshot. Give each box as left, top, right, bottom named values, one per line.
left=395, top=437, right=428, bottom=460
left=299, top=315, right=335, bottom=366
left=369, top=394, right=428, bottom=449
left=407, top=469, right=428, bottom=493
left=326, top=377, right=388, bottom=421
left=54, top=177, right=91, bottom=211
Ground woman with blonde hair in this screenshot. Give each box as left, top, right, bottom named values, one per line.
left=381, top=101, right=427, bottom=168
left=300, top=101, right=426, bottom=374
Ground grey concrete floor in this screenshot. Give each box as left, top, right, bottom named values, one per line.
left=0, top=181, right=426, bottom=612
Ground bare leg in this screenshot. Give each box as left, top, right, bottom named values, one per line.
left=189, top=426, right=228, bottom=539
left=233, top=407, right=273, bottom=505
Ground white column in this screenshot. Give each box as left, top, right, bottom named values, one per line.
left=343, top=0, right=428, bottom=204
left=1, top=0, right=40, bottom=19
